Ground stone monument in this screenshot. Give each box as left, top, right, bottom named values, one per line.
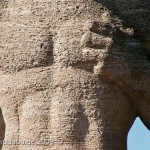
left=0, top=0, right=150, bottom=149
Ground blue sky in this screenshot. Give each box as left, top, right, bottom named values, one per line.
left=128, top=117, right=150, bottom=150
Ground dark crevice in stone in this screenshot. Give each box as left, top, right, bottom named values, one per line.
left=0, top=108, right=5, bottom=149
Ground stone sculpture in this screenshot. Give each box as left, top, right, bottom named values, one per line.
left=0, top=0, right=150, bottom=150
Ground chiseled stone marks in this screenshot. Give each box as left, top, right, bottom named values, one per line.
left=0, top=28, right=54, bottom=73
left=0, top=0, right=8, bottom=19
left=50, top=67, right=106, bottom=149
left=0, top=68, right=53, bottom=150
left=0, top=0, right=150, bottom=150
left=81, top=32, right=113, bottom=49
left=0, top=0, right=108, bottom=73
left=81, top=20, right=114, bottom=75
left=83, top=20, right=114, bottom=37
left=0, top=1, right=55, bottom=73
left=81, top=20, right=114, bottom=58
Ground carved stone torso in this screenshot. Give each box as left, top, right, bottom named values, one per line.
left=0, top=1, right=150, bottom=150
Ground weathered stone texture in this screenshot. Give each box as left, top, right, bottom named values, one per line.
left=0, top=0, right=150, bottom=150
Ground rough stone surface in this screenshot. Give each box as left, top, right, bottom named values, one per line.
left=0, top=0, right=150, bottom=150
